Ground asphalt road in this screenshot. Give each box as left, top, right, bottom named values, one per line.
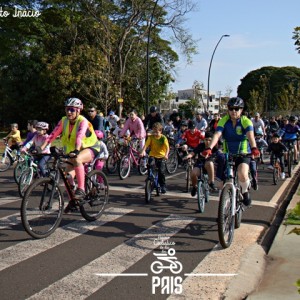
left=0, top=162, right=294, bottom=300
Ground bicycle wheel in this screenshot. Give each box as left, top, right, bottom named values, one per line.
left=0, top=154, right=12, bottom=172
left=186, top=165, right=192, bottom=192
left=203, top=175, right=210, bottom=203
left=218, top=184, right=235, bottom=249
left=234, top=191, right=243, bottom=229
left=288, top=150, right=293, bottom=177
left=166, top=150, right=178, bottom=174
left=18, top=167, right=34, bottom=197
left=21, top=177, right=64, bottom=239
left=106, top=154, right=118, bottom=174
left=197, top=180, right=205, bottom=213
left=138, top=157, right=148, bottom=175
left=273, top=165, right=279, bottom=185
left=80, top=170, right=109, bottom=222
left=118, top=154, right=131, bottom=179
left=14, top=160, right=27, bottom=183
left=145, top=178, right=154, bottom=203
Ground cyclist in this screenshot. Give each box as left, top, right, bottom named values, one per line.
left=86, top=103, right=105, bottom=135
left=202, top=97, right=260, bottom=206
left=193, top=111, right=208, bottom=132
left=140, top=122, right=169, bottom=194
left=280, top=115, right=300, bottom=165
left=40, top=98, right=100, bottom=210
left=107, top=111, right=119, bottom=131
left=255, top=128, right=268, bottom=164
left=120, top=109, right=146, bottom=150
left=21, top=122, right=51, bottom=177
left=267, top=133, right=288, bottom=179
left=251, top=112, right=266, bottom=137
left=20, top=120, right=38, bottom=148
left=143, top=106, right=164, bottom=131
left=183, top=132, right=218, bottom=197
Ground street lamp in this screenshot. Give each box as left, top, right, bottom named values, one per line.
left=207, top=34, right=230, bottom=112
left=146, top=0, right=159, bottom=114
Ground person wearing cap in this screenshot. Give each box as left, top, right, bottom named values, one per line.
left=177, top=120, right=205, bottom=155
left=201, top=97, right=259, bottom=207
left=174, top=120, right=188, bottom=145
left=280, top=115, right=300, bottom=165
left=143, top=106, right=164, bottom=131
left=107, top=111, right=119, bottom=130
left=193, top=111, right=208, bottom=132
left=267, top=133, right=288, bottom=179
left=251, top=112, right=266, bottom=137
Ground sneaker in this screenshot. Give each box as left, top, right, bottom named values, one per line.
left=252, top=177, right=258, bottom=191
left=191, top=186, right=197, bottom=197
left=74, top=188, right=86, bottom=200
left=267, top=165, right=274, bottom=170
left=209, top=182, right=218, bottom=192
left=293, top=160, right=298, bottom=165
left=64, top=200, right=78, bottom=213
left=281, top=172, right=286, bottom=180
left=242, top=192, right=251, bottom=206
left=161, top=186, right=167, bottom=194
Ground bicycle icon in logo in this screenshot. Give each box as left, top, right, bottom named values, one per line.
left=151, top=248, right=183, bottom=274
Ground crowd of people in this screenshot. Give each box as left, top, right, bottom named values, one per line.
left=2, top=97, right=300, bottom=211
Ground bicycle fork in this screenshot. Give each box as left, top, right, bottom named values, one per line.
left=223, top=181, right=236, bottom=217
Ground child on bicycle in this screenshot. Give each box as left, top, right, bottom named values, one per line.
left=21, top=122, right=51, bottom=177
left=3, top=123, right=22, bottom=154
left=183, top=132, right=218, bottom=196
left=140, top=122, right=169, bottom=194
left=267, top=133, right=288, bottom=179
left=20, top=120, right=38, bottom=149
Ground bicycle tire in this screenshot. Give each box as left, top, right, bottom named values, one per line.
left=145, top=178, right=153, bottom=203
left=118, top=154, right=131, bottom=179
left=21, top=177, right=64, bottom=239
left=288, top=149, right=293, bottom=177
left=106, top=154, right=119, bottom=174
left=218, top=184, right=235, bottom=249
left=18, top=167, right=34, bottom=197
left=186, top=165, right=192, bottom=192
left=80, top=170, right=109, bottom=222
left=197, top=180, right=205, bottom=213
left=273, top=165, right=279, bottom=185
left=138, top=157, right=148, bottom=176
left=14, top=160, right=27, bottom=183
left=166, top=150, right=178, bottom=174
left=203, top=175, right=210, bottom=203
left=0, top=154, right=12, bottom=172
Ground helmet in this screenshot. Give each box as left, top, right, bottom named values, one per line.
left=180, top=120, right=188, bottom=127
left=65, top=98, right=83, bottom=110
left=227, top=97, right=244, bottom=108
left=109, top=111, right=115, bottom=116
left=188, top=120, right=195, bottom=129
left=150, top=106, right=157, bottom=113
left=255, top=128, right=263, bottom=136
left=289, top=115, right=296, bottom=122
left=36, top=122, right=49, bottom=130
left=94, top=130, right=104, bottom=139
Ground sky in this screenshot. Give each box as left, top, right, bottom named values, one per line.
left=170, top=0, right=300, bottom=96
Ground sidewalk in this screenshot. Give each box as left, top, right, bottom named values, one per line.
left=247, top=183, right=300, bottom=300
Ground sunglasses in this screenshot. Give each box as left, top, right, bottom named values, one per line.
left=65, top=107, right=77, bottom=113
left=228, top=107, right=240, bottom=111
left=88, top=110, right=95, bottom=112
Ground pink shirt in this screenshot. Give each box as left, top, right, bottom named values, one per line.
left=120, top=117, right=146, bottom=139
left=23, top=134, right=51, bottom=154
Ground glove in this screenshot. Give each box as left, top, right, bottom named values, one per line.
left=69, top=149, right=80, bottom=157
left=201, top=148, right=212, bottom=157
left=251, top=147, right=260, bottom=157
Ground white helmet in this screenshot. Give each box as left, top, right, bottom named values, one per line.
left=65, top=98, right=83, bottom=110
left=36, top=122, right=49, bottom=130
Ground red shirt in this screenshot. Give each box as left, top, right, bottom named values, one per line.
left=181, top=129, right=204, bottom=148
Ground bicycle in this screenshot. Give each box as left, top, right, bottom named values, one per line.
left=145, top=160, right=160, bottom=203
left=270, top=154, right=282, bottom=185
left=284, top=140, right=295, bottom=177
left=0, top=140, right=24, bottom=172
left=21, top=147, right=109, bottom=239
left=218, top=153, right=249, bottom=249
left=105, top=137, right=125, bottom=174
left=185, top=156, right=194, bottom=193
left=195, top=158, right=210, bottom=213
left=118, top=138, right=148, bottom=179
left=14, top=152, right=33, bottom=184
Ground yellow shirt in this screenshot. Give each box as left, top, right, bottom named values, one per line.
left=6, top=130, right=21, bottom=145
left=145, top=134, right=169, bottom=158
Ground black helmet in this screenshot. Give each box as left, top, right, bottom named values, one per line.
left=227, top=97, right=244, bottom=108
left=289, top=115, right=296, bottom=122
left=180, top=120, right=188, bottom=126
left=150, top=106, right=157, bottom=113
left=188, top=120, right=195, bottom=129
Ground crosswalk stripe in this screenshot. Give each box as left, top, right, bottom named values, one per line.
left=27, top=214, right=195, bottom=300
left=0, top=196, right=21, bottom=205
left=0, top=207, right=133, bottom=272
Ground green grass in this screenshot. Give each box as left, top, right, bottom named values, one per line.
left=285, top=202, right=300, bottom=225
